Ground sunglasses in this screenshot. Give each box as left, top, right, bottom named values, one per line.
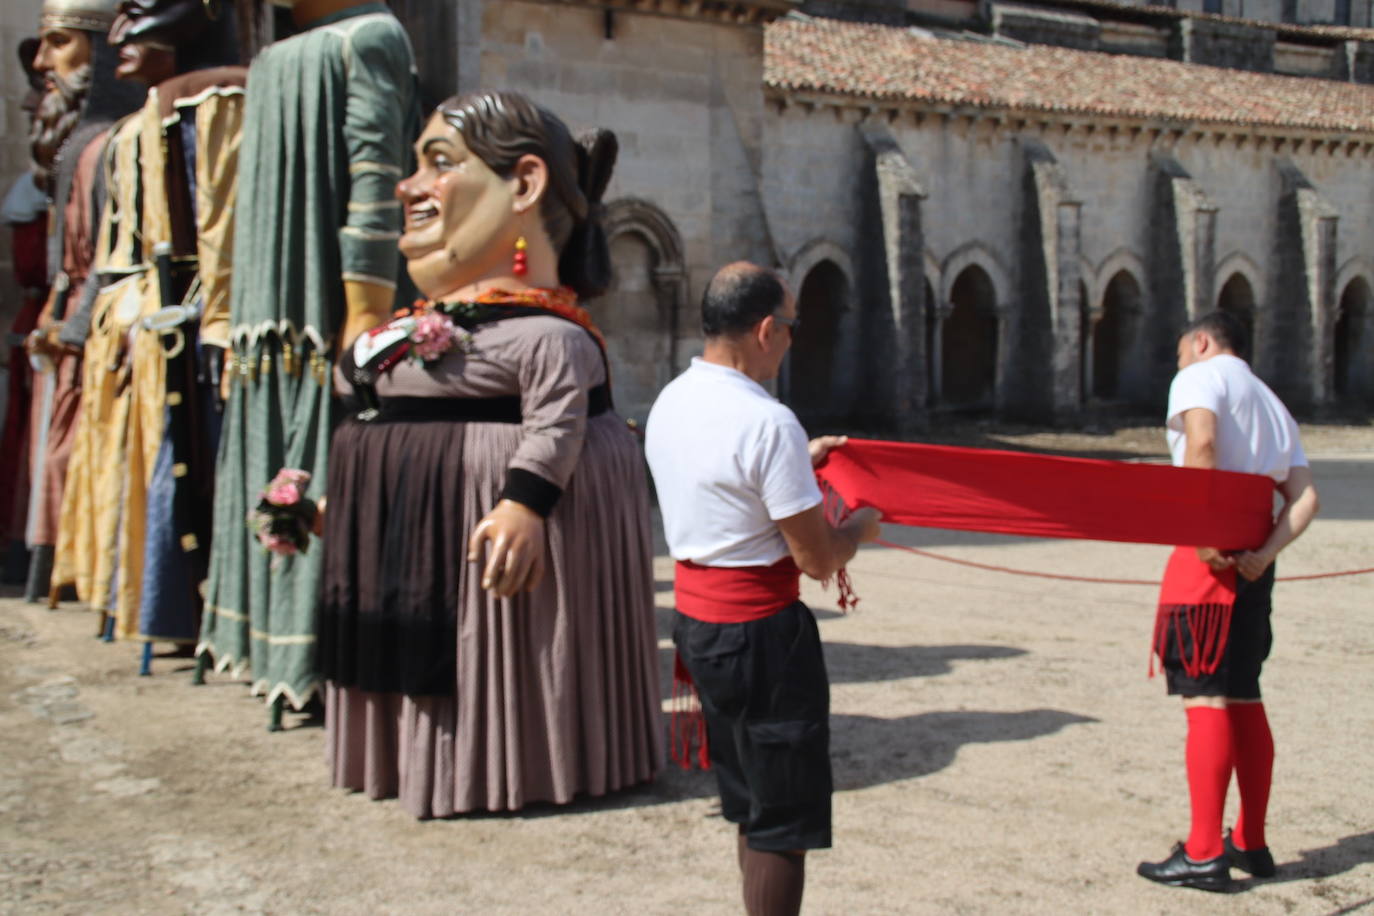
left=772, top=313, right=800, bottom=334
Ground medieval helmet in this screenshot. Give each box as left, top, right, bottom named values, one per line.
left=39, top=0, right=121, bottom=32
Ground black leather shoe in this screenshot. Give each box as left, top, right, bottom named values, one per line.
left=1225, top=829, right=1276, bottom=878
left=1137, top=842, right=1232, bottom=892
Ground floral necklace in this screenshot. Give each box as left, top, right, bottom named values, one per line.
left=437, top=286, right=606, bottom=354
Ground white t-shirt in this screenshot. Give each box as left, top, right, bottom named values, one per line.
left=1166, top=354, right=1307, bottom=481
left=645, top=358, right=822, bottom=566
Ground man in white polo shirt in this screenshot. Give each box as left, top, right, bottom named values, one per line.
left=1138, top=310, right=1320, bottom=891
left=645, top=262, right=879, bottom=916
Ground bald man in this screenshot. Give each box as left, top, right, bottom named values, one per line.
left=645, top=262, right=879, bottom=916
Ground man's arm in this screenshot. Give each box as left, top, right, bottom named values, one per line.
left=776, top=504, right=880, bottom=581
left=1181, top=407, right=1218, bottom=471
left=775, top=434, right=879, bottom=580
left=1180, top=407, right=1235, bottom=572
left=1235, top=465, right=1320, bottom=581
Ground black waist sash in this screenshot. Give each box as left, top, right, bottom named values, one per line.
left=354, top=383, right=611, bottom=424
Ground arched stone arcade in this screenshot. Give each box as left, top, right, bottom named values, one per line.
left=1091, top=270, right=1144, bottom=402
left=786, top=258, right=852, bottom=428
left=1335, top=276, right=1373, bottom=406
left=585, top=199, right=686, bottom=423
left=1217, top=272, right=1258, bottom=360
left=940, top=265, right=999, bottom=410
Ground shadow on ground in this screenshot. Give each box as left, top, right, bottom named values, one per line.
left=653, top=641, right=1027, bottom=698
left=1235, top=830, right=1374, bottom=890
left=830, top=708, right=1098, bottom=791
left=468, top=705, right=1095, bottom=821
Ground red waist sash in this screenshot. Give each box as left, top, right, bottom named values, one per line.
left=673, top=557, right=801, bottom=623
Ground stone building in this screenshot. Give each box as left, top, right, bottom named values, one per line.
left=764, top=11, right=1374, bottom=430
left=411, top=0, right=1372, bottom=430
left=3, top=0, right=1371, bottom=433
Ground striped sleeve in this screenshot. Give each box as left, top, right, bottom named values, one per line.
left=338, top=18, right=416, bottom=287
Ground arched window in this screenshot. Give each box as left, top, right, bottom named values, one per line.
left=1078, top=280, right=1091, bottom=406
left=925, top=278, right=938, bottom=407
left=586, top=200, right=686, bottom=424
left=1093, top=271, right=1142, bottom=400
left=942, top=266, right=998, bottom=409
left=1335, top=277, right=1372, bottom=404
left=1217, top=273, right=1257, bottom=361
left=788, top=259, right=849, bottom=427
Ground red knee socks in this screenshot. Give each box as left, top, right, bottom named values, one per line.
left=1228, top=702, right=1274, bottom=851
left=1184, top=706, right=1233, bottom=861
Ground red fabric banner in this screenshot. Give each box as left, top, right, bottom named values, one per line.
left=670, top=440, right=1279, bottom=770
left=815, top=439, right=1275, bottom=551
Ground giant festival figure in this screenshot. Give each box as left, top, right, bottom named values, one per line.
left=317, top=90, right=664, bottom=816
left=0, top=39, right=50, bottom=580
left=52, top=0, right=245, bottom=661
left=21, top=0, right=144, bottom=605
left=196, top=0, right=419, bottom=720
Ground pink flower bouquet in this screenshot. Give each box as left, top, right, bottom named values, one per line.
left=408, top=310, right=471, bottom=364
left=247, top=468, right=318, bottom=564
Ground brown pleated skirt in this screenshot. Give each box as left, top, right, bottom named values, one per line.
left=322, top=412, right=663, bottom=817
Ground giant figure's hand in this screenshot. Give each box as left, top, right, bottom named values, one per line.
left=339, top=278, right=395, bottom=355
left=467, top=499, right=548, bottom=598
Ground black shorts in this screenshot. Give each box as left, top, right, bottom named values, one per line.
left=1162, top=563, right=1275, bottom=699
left=672, top=601, right=832, bottom=852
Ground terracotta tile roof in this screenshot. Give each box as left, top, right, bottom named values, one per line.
left=765, top=15, right=1374, bottom=134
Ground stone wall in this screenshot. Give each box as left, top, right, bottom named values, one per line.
left=762, top=99, right=1374, bottom=428
left=1173, top=18, right=1278, bottom=71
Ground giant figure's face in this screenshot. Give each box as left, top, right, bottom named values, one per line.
left=397, top=113, right=526, bottom=299
left=109, top=0, right=214, bottom=48
left=33, top=26, right=91, bottom=84
left=108, top=0, right=204, bottom=83
left=29, top=27, right=93, bottom=190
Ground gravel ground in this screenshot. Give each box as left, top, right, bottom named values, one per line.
left=2, top=422, right=1370, bottom=915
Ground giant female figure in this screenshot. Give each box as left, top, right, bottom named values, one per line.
left=318, top=92, right=663, bottom=817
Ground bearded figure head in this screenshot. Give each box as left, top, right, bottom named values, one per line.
left=28, top=0, right=124, bottom=193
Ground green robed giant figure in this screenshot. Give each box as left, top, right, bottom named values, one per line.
left=197, top=0, right=418, bottom=719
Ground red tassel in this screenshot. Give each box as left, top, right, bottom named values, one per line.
left=670, top=652, right=710, bottom=770
left=819, top=478, right=862, bottom=613
left=835, top=567, right=858, bottom=612
left=1151, top=602, right=1234, bottom=679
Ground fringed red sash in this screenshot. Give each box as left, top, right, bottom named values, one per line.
left=671, top=653, right=710, bottom=771
left=1151, top=547, right=1240, bottom=678
left=671, top=557, right=802, bottom=770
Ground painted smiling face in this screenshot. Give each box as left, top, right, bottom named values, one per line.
left=396, top=113, right=525, bottom=299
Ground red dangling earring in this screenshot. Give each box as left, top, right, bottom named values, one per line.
left=512, top=235, right=528, bottom=276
